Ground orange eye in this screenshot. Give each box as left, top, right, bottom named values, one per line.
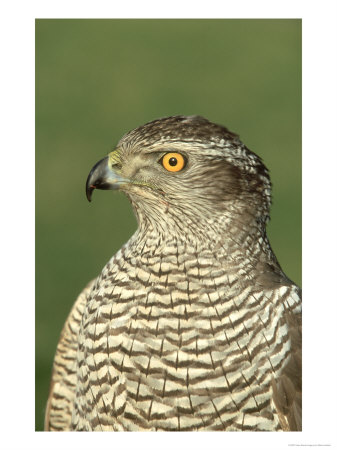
left=161, top=153, right=186, bottom=172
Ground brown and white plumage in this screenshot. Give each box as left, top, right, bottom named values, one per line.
left=45, top=115, right=301, bottom=431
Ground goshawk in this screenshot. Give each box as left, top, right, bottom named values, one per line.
left=45, top=115, right=301, bottom=431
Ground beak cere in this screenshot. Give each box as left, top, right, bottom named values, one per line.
left=85, top=155, right=129, bottom=202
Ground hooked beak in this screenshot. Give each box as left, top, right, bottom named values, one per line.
left=85, top=154, right=129, bottom=202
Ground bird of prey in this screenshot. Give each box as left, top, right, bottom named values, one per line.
left=45, top=115, right=301, bottom=431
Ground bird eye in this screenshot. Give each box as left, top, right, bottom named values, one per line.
left=160, top=152, right=186, bottom=172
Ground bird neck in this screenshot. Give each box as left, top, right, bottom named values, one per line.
left=127, top=209, right=276, bottom=274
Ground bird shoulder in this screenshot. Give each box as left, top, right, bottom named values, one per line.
left=44, top=279, right=95, bottom=431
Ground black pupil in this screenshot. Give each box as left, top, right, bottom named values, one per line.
left=169, top=157, right=178, bottom=166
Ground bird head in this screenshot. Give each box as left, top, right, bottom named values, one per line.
left=86, top=116, right=272, bottom=242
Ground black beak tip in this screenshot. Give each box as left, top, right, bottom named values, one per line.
left=85, top=179, right=94, bottom=202
left=86, top=191, right=92, bottom=202
left=85, top=156, right=109, bottom=202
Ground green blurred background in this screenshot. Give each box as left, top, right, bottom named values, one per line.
left=36, top=19, right=301, bottom=431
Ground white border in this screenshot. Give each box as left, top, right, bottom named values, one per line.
left=1, top=1, right=336, bottom=449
